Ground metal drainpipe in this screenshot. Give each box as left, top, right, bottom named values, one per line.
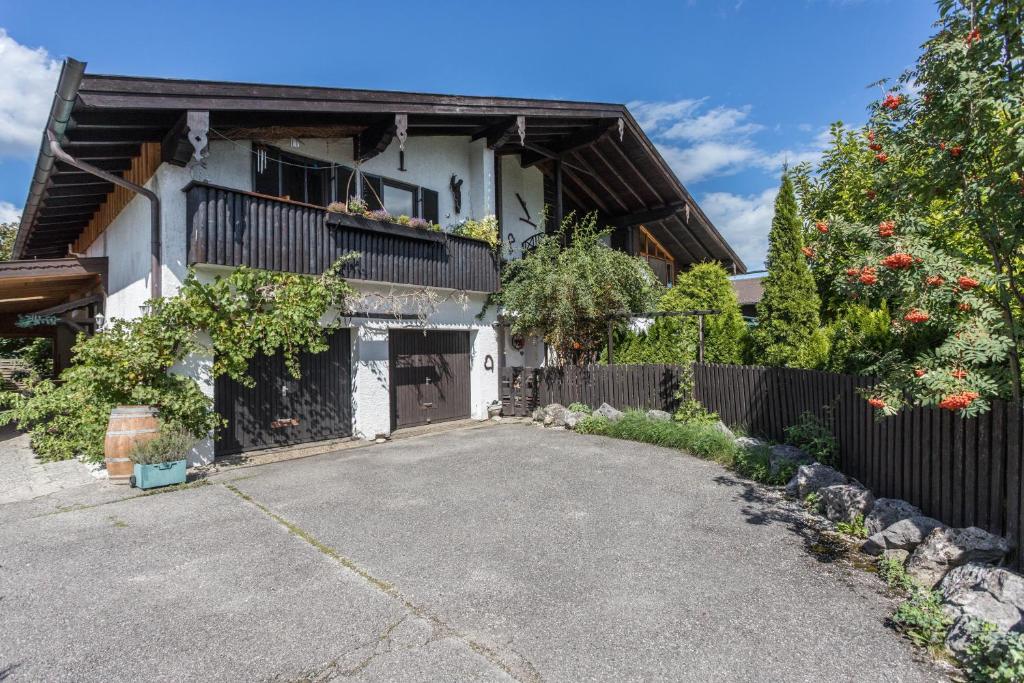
left=46, top=130, right=162, bottom=300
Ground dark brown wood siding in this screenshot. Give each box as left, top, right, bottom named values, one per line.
left=390, top=330, right=471, bottom=429
left=214, top=329, right=352, bottom=455
left=186, top=183, right=499, bottom=292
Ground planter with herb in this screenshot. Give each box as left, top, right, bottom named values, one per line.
left=128, top=426, right=196, bottom=490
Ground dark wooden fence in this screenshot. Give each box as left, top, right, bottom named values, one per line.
left=501, top=362, right=1024, bottom=569
left=500, top=365, right=684, bottom=417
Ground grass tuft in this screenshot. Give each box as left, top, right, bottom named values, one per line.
left=575, top=411, right=738, bottom=465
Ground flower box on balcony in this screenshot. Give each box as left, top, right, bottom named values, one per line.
left=325, top=211, right=446, bottom=243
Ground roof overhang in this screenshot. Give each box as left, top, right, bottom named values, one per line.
left=15, top=60, right=746, bottom=273
left=0, top=257, right=107, bottom=335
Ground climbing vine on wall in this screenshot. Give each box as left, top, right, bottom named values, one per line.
left=1, top=257, right=358, bottom=463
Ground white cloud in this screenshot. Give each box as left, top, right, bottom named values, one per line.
left=627, top=99, right=704, bottom=132
left=629, top=98, right=829, bottom=184
left=661, top=105, right=763, bottom=141
left=700, top=188, right=777, bottom=270
left=0, top=201, right=20, bottom=223
left=0, top=29, right=60, bottom=156
left=660, top=141, right=761, bottom=184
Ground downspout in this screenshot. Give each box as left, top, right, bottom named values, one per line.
left=46, top=129, right=162, bottom=300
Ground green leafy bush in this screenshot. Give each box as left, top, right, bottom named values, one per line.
left=733, top=444, right=795, bottom=486
left=836, top=514, right=869, bottom=538
left=962, top=620, right=1024, bottom=683
left=130, top=425, right=197, bottom=465
left=672, top=366, right=718, bottom=424
left=877, top=555, right=917, bottom=593
left=451, top=215, right=500, bottom=248
left=567, top=402, right=591, bottom=415
left=803, top=491, right=822, bottom=512
left=574, top=410, right=737, bottom=465
left=499, top=212, right=662, bottom=365
left=1, top=259, right=355, bottom=462
left=892, top=589, right=952, bottom=651
left=784, top=411, right=838, bottom=466
left=608, top=262, right=747, bottom=366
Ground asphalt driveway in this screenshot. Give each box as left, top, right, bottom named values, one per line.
left=0, top=423, right=945, bottom=681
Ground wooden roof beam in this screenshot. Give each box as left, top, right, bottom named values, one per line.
left=608, top=202, right=686, bottom=227
left=355, top=114, right=404, bottom=162
left=520, top=119, right=619, bottom=168
left=470, top=115, right=526, bottom=149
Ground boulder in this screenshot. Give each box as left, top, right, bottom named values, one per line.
left=819, top=484, right=875, bottom=524
left=769, top=444, right=813, bottom=476
left=647, top=409, right=672, bottom=422
left=563, top=411, right=588, bottom=430
left=709, top=420, right=735, bottom=439
left=865, top=498, right=923, bottom=535
left=543, top=403, right=570, bottom=427
left=881, top=548, right=911, bottom=565
left=736, top=436, right=767, bottom=450
left=532, top=407, right=545, bottom=422
left=906, top=527, right=1011, bottom=588
left=861, top=516, right=946, bottom=556
left=594, top=403, right=624, bottom=422
left=785, top=462, right=848, bottom=499
left=939, top=563, right=1024, bottom=654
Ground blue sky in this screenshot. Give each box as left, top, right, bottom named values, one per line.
left=0, top=0, right=936, bottom=268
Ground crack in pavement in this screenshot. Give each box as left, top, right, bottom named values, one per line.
left=223, top=483, right=539, bottom=682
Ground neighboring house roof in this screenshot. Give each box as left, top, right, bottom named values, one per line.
left=731, top=275, right=765, bottom=307
left=15, top=59, right=746, bottom=273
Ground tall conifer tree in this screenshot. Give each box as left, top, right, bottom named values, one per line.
left=751, top=172, right=822, bottom=367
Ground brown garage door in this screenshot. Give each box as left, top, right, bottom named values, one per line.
left=390, top=329, right=471, bottom=430
left=214, top=329, right=352, bottom=456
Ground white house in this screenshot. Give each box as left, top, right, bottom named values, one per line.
left=2, top=59, right=744, bottom=464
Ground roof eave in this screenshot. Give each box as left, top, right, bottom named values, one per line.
left=14, top=58, right=88, bottom=260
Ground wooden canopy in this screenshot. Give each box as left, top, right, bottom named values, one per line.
left=15, top=59, right=746, bottom=273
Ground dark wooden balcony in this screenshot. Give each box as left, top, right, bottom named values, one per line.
left=185, top=182, right=500, bottom=292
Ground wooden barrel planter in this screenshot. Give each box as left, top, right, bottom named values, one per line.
left=104, top=406, right=160, bottom=484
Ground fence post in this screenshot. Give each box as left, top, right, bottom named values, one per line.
left=697, top=315, right=705, bottom=363
left=607, top=318, right=614, bottom=365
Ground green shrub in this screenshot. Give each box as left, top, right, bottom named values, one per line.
left=567, top=402, right=592, bottom=415
left=672, top=366, right=718, bottom=424
left=835, top=514, right=868, bottom=539
left=962, top=620, right=1024, bottom=682
left=892, top=589, right=952, bottom=651
left=575, top=411, right=737, bottom=465
left=803, top=491, right=822, bottom=512
left=575, top=414, right=611, bottom=435
left=130, top=425, right=197, bottom=465
left=877, top=556, right=917, bottom=594
left=784, top=411, right=839, bottom=466
left=451, top=215, right=500, bottom=248
left=733, top=444, right=794, bottom=486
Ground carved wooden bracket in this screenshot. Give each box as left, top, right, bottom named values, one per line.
left=395, top=114, right=408, bottom=151
left=162, top=110, right=209, bottom=167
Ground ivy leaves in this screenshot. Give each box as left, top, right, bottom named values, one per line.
left=1, top=258, right=356, bottom=462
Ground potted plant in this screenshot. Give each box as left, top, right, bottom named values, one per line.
left=128, top=425, right=195, bottom=490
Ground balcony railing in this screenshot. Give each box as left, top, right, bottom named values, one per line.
left=185, top=182, right=499, bottom=292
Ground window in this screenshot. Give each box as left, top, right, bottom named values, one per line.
left=638, top=226, right=676, bottom=286
left=361, top=171, right=439, bottom=224
left=252, top=143, right=439, bottom=224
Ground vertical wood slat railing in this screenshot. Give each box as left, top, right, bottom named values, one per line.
left=500, top=362, right=1024, bottom=569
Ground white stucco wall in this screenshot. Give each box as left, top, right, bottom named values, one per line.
left=85, top=139, right=251, bottom=322
left=499, top=155, right=545, bottom=259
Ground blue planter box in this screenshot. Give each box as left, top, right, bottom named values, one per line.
left=131, top=460, right=187, bottom=490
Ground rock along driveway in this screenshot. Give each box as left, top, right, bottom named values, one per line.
left=0, top=424, right=947, bottom=682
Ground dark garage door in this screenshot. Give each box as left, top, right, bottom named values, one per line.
left=214, top=329, right=352, bottom=456
left=390, top=329, right=471, bottom=430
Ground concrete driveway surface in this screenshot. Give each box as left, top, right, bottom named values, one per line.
left=0, top=423, right=946, bottom=681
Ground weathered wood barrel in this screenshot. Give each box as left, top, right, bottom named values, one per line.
left=104, top=406, right=160, bottom=484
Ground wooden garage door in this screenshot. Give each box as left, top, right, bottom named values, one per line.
left=214, top=329, right=352, bottom=456
left=390, top=330, right=471, bottom=430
